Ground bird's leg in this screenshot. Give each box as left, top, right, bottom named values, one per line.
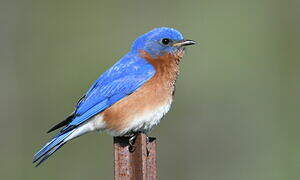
left=128, top=131, right=137, bottom=152
left=128, top=131, right=150, bottom=153
left=128, top=134, right=137, bottom=146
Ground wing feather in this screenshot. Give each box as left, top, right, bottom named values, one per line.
left=61, top=54, right=155, bottom=132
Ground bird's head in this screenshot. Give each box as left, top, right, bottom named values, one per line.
left=131, top=27, right=196, bottom=58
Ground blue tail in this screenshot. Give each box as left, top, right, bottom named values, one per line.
left=33, top=129, right=75, bottom=167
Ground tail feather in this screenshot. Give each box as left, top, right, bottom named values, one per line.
left=33, top=129, right=75, bottom=166
left=35, top=142, right=66, bottom=167
left=47, top=113, right=75, bottom=133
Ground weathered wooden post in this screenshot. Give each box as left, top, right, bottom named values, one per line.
left=114, top=133, right=157, bottom=180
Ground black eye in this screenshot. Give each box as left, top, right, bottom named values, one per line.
left=161, top=38, right=171, bottom=45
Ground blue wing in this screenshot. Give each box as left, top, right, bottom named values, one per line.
left=62, top=53, right=155, bottom=132
left=34, top=53, right=155, bottom=166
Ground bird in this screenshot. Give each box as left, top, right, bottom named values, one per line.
left=33, top=27, right=196, bottom=166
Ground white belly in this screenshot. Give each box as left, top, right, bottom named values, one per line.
left=106, top=98, right=172, bottom=136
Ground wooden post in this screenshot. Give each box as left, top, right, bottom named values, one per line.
left=114, top=133, right=157, bottom=180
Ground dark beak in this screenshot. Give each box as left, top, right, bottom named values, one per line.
left=173, top=39, right=196, bottom=47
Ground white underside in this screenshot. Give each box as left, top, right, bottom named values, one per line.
left=64, top=98, right=172, bottom=141
left=64, top=114, right=106, bottom=142
left=108, top=98, right=172, bottom=136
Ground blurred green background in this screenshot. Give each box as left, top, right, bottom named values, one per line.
left=1, top=0, right=299, bottom=179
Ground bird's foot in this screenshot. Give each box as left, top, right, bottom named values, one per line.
left=128, top=133, right=137, bottom=152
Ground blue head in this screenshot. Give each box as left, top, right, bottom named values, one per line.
left=131, top=27, right=195, bottom=57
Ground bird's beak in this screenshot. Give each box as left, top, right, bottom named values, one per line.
left=173, top=39, right=196, bottom=47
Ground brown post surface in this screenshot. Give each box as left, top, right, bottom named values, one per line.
left=114, top=133, right=157, bottom=180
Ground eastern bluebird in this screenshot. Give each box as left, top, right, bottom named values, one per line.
left=33, top=27, right=195, bottom=166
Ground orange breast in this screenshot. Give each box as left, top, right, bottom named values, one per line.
left=101, top=51, right=183, bottom=134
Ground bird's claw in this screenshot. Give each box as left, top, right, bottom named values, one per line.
left=128, top=134, right=137, bottom=152
left=127, top=132, right=149, bottom=153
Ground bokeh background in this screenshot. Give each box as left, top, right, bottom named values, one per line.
left=1, top=0, right=299, bottom=179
